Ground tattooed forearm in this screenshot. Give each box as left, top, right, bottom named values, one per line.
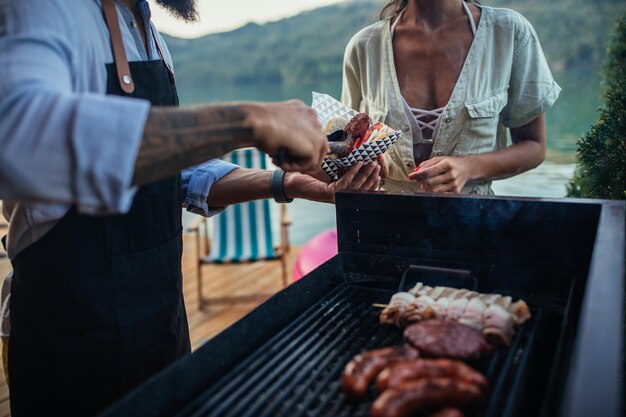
left=132, top=105, right=256, bottom=186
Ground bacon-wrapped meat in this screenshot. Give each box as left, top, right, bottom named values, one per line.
left=483, top=303, right=516, bottom=345
left=403, top=295, right=437, bottom=325
left=458, top=297, right=487, bottom=331
left=380, top=292, right=415, bottom=326
left=510, top=300, right=531, bottom=324
left=422, top=296, right=450, bottom=320
left=380, top=283, right=531, bottom=346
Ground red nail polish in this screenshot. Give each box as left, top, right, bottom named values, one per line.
left=413, top=166, right=421, bottom=172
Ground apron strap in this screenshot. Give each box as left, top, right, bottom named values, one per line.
left=150, top=27, right=175, bottom=80
left=102, top=0, right=136, bottom=94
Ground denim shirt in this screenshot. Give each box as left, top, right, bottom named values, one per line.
left=0, top=0, right=237, bottom=259
left=342, top=6, right=561, bottom=195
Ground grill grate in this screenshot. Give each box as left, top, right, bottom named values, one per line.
left=177, top=284, right=543, bottom=417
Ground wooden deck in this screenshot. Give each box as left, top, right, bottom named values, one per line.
left=0, top=232, right=300, bottom=416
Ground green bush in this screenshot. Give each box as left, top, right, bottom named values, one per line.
left=567, top=13, right=626, bottom=199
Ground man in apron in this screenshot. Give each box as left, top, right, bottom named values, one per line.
left=0, top=0, right=381, bottom=416
left=0, top=0, right=329, bottom=206
left=9, top=1, right=189, bottom=415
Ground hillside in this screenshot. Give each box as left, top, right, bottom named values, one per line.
left=161, top=0, right=625, bottom=94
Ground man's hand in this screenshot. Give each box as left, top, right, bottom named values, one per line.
left=408, top=156, right=473, bottom=194
left=245, top=100, right=329, bottom=173
left=285, top=161, right=381, bottom=204
left=134, top=100, right=328, bottom=187
left=206, top=162, right=380, bottom=208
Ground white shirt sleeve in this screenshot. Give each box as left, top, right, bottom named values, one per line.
left=0, top=0, right=149, bottom=214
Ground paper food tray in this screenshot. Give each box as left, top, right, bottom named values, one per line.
left=312, top=92, right=401, bottom=180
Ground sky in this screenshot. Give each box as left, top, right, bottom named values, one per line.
left=151, top=0, right=350, bottom=38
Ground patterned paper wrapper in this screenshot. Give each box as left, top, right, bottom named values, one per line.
left=312, top=92, right=401, bottom=180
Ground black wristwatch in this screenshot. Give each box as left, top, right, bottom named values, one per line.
left=270, top=169, right=294, bottom=203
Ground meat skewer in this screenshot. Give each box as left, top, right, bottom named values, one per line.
left=483, top=303, right=516, bottom=345
left=379, top=283, right=531, bottom=345
left=458, top=297, right=487, bottom=331
left=446, top=298, right=469, bottom=322
left=379, top=292, right=416, bottom=327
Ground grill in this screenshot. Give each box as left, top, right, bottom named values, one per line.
left=177, top=285, right=543, bottom=417
left=99, top=193, right=625, bottom=417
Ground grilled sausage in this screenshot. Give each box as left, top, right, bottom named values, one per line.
left=370, top=377, right=484, bottom=417
left=376, top=358, right=488, bottom=394
left=341, top=346, right=419, bottom=398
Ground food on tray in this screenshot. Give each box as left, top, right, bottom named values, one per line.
left=375, top=359, right=488, bottom=394
left=322, top=113, right=395, bottom=158
left=316, top=93, right=402, bottom=180
left=404, top=320, right=491, bottom=360
left=323, top=117, right=348, bottom=135
left=344, top=113, right=371, bottom=139
left=341, top=346, right=420, bottom=398
left=370, top=378, right=484, bottom=417
left=380, top=283, right=531, bottom=346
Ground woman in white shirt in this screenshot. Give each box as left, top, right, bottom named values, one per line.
left=342, top=0, right=561, bottom=194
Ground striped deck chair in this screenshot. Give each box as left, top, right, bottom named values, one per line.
left=188, top=149, right=291, bottom=310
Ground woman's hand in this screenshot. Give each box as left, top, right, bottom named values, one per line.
left=376, top=155, right=390, bottom=178
left=332, top=161, right=381, bottom=194
left=285, top=161, right=381, bottom=203
left=408, top=156, right=473, bottom=194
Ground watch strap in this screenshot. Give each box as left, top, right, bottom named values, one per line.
left=270, top=169, right=293, bottom=203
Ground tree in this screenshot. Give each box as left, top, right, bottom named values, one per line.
left=567, top=13, right=626, bottom=199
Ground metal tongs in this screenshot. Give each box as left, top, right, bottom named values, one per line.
left=274, top=131, right=354, bottom=165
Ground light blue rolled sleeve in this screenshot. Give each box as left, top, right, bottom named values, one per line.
left=181, top=160, right=239, bottom=217
left=0, top=0, right=149, bottom=214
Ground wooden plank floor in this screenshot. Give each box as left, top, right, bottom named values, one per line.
left=0, top=232, right=300, bottom=416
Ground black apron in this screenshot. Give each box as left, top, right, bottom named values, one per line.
left=8, top=3, right=189, bottom=416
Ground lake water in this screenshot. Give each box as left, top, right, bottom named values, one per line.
left=179, top=69, right=600, bottom=245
